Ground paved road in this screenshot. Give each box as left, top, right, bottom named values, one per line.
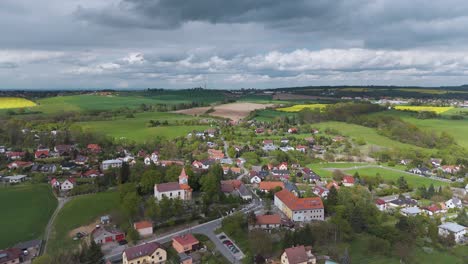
left=42, top=196, right=70, bottom=254
left=105, top=202, right=263, bottom=263
left=324, top=165, right=451, bottom=183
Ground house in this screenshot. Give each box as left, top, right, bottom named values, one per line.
left=280, top=146, right=295, bottom=152
left=278, top=162, right=288, bottom=171
left=430, top=158, right=442, bottom=168
left=259, top=181, right=285, bottom=192
left=87, top=144, right=102, bottom=154
left=208, top=149, right=224, bottom=160
left=281, top=245, right=316, bottom=264
left=342, top=175, right=355, bottom=187
left=205, top=128, right=216, bottom=138
left=440, top=165, right=461, bottom=174
left=14, top=239, right=42, bottom=257
left=423, top=204, right=445, bottom=216
left=375, top=199, right=387, bottom=211
left=250, top=214, right=281, bottom=231
left=134, top=220, right=153, bottom=237
left=61, top=178, right=76, bottom=191
left=192, top=159, right=214, bottom=170
left=101, top=159, right=123, bottom=171
left=32, top=164, right=57, bottom=173
left=92, top=226, right=125, bottom=244
left=172, top=234, right=200, bottom=254
left=250, top=175, right=262, bottom=184
left=34, top=149, right=49, bottom=159
left=281, top=138, right=290, bottom=144
left=5, top=151, right=25, bottom=160
left=220, top=158, right=233, bottom=165
left=313, top=186, right=329, bottom=198
left=400, top=159, right=412, bottom=166
left=284, top=181, right=300, bottom=197
left=237, top=184, right=252, bottom=200
left=178, top=252, right=192, bottom=264
left=326, top=181, right=340, bottom=190
left=154, top=182, right=192, bottom=201
left=150, top=151, right=159, bottom=163
left=263, top=139, right=274, bottom=146
left=3, top=175, right=27, bottom=183
left=0, top=248, right=21, bottom=264
left=100, top=215, right=111, bottom=225
left=54, top=144, right=73, bottom=156
left=274, top=189, right=324, bottom=222
left=255, top=128, right=264, bottom=134
left=82, top=169, right=103, bottom=178
left=288, top=128, right=298, bottom=134
left=388, top=197, right=417, bottom=208
left=445, top=197, right=462, bottom=209
left=438, top=222, right=466, bottom=244
left=0, top=146, right=5, bottom=154
left=50, top=178, right=60, bottom=188
left=400, top=206, right=421, bottom=217
left=122, top=242, right=166, bottom=264
left=74, top=155, right=88, bottom=165
left=296, top=145, right=307, bottom=153
left=7, top=161, right=33, bottom=170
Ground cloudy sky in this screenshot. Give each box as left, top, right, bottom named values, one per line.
left=2, top=0, right=468, bottom=89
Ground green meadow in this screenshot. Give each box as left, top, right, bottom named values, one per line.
left=0, top=184, right=57, bottom=248
left=77, top=111, right=209, bottom=142
left=47, top=191, right=119, bottom=254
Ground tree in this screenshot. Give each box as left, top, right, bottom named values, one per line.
left=126, top=226, right=140, bottom=244
left=397, top=176, right=409, bottom=192
left=121, top=191, right=141, bottom=219
left=200, top=164, right=223, bottom=203
left=332, top=170, right=345, bottom=181
left=327, top=186, right=339, bottom=209
left=249, top=230, right=274, bottom=256
left=427, top=183, right=435, bottom=198
left=80, top=240, right=104, bottom=264
left=119, top=162, right=130, bottom=184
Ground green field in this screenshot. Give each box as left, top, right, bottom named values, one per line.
left=77, top=111, right=209, bottom=142
left=251, top=109, right=295, bottom=122
left=0, top=184, right=57, bottom=248
left=47, top=191, right=119, bottom=254
left=343, top=167, right=448, bottom=188
left=312, top=121, right=433, bottom=154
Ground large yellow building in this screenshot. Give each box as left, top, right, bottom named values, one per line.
left=122, top=242, right=167, bottom=264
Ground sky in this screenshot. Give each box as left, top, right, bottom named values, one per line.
left=2, top=0, right=468, bottom=90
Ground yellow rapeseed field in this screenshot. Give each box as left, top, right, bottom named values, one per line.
left=277, top=104, right=328, bottom=112
left=394, top=105, right=453, bottom=114
left=0, top=97, right=37, bottom=109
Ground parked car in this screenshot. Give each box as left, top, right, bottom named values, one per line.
left=118, top=239, right=128, bottom=245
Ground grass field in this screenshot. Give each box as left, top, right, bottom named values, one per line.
left=277, top=104, right=328, bottom=112
left=0, top=184, right=57, bottom=248
left=394, top=105, right=454, bottom=114
left=343, top=167, right=448, bottom=188
left=312, top=121, right=432, bottom=153
left=398, top=88, right=468, bottom=94
left=77, top=112, right=209, bottom=142
left=0, top=97, right=37, bottom=109
left=47, top=191, right=119, bottom=254
left=250, top=109, right=295, bottom=122
left=373, top=111, right=468, bottom=149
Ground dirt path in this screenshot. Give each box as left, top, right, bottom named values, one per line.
left=42, top=196, right=70, bottom=254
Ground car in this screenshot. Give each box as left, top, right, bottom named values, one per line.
left=118, top=240, right=128, bottom=245
left=219, top=235, right=226, bottom=240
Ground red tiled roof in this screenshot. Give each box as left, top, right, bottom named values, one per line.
left=35, top=150, right=49, bottom=157
left=275, top=189, right=323, bottom=211
left=375, top=199, right=386, bottom=205
left=155, top=182, right=182, bottom=192
left=134, top=220, right=152, bottom=230
left=343, top=175, right=355, bottom=184
left=124, top=242, right=161, bottom=261
left=256, top=214, right=281, bottom=225
left=220, top=180, right=242, bottom=193
left=172, top=234, right=199, bottom=247
left=284, top=245, right=308, bottom=264
left=326, top=181, right=340, bottom=190
left=259, top=181, right=284, bottom=191
left=0, top=248, right=21, bottom=263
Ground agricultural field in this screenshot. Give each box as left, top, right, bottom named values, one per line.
left=0, top=97, right=37, bottom=109
left=175, top=102, right=275, bottom=122
left=277, top=103, right=328, bottom=112
left=0, top=184, right=57, bottom=248
left=394, top=105, right=454, bottom=114
left=397, top=88, right=468, bottom=94
left=47, top=191, right=119, bottom=254
left=77, top=111, right=209, bottom=142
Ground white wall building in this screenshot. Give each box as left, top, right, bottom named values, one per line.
left=438, top=222, right=466, bottom=244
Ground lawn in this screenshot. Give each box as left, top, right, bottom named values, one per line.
left=0, top=97, right=37, bottom=109
left=47, top=191, right=119, bottom=254
left=308, top=162, right=372, bottom=178
left=76, top=111, right=210, bottom=142
left=342, top=167, right=448, bottom=188
left=0, top=184, right=57, bottom=248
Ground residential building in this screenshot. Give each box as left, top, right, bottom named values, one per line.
left=172, top=234, right=200, bottom=254
left=281, top=245, right=316, bottom=264
left=274, top=189, right=324, bottom=222
left=400, top=206, right=421, bottom=217
left=250, top=214, right=281, bottom=231
left=7, top=161, right=33, bottom=170
left=250, top=175, right=262, bottom=184
left=375, top=199, right=387, bottom=211
left=134, top=220, right=153, bottom=237
left=313, top=186, right=329, bottom=198
left=445, top=197, right=462, bottom=209
left=122, top=242, right=166, bottom=264
left=259, top=181, right=285, bottom=192
left=0, top=248, right=21, bottom=264
left=61, top=178, right=76, bottom=191
left=34, top=149, right=49, bottom=159
left=438, top=222, right=466, bottom=244
left=342, top=175, right=355, bottom=187
left=3, top=175, right=27, bottom=183
left=388, top=196, right=417, bottom=208
left=101, top=159, right=123, bottom=170
left=87, top=144, right=102, bottom=154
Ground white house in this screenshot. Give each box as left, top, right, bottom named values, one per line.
left=445, top=197, right=462, bottom=209
left=313, top=186, right=329, bottom=198
left=144, top=156, right=151, bottom=166
left=3, top=175, right=27, bottom=183
left=101, top=159, right=123, bottom=171
left=0, top=146, right=5, bottom=153
left=438, top=222, right=466, bottom=244
left=134, top=221, right=153, bottom=237
left=250, top=175, right=262, bottom=184
left=61, top=178, right=75, bottom=191
left=150, top=151, right=159, bottom=163
left=400, top=206, right=421, bottom=217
